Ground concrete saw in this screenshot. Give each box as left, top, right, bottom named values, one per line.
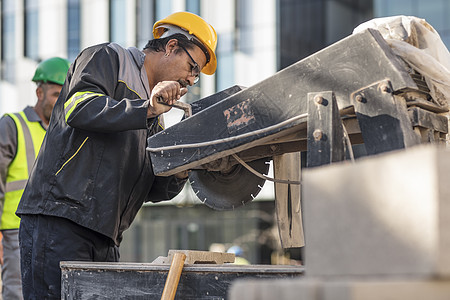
left=189, top=158, right=270, bottom=210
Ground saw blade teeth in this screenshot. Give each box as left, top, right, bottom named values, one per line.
left=190, top=157, right=270, bottom=210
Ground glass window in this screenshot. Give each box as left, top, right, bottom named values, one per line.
left=442, top=35, right=450, bottom=49
left=236, top=0, right=253, bottom=55
left=185, top=0, right=201, bottom=102
left=373, top=0, right=416, bottom=16
left=417, top=0, right=445, bottom=30
left=390, top=0, right=416, bottom=16
left=373, top=0, right=450, bottom=48
left=186, top=0, right=200, bottom=15
left=417, top=0, right=450, bottom=49
left=120, top=203, right=276, bottom=264
left=24, top=0, right=39, bottom=60
left=216, top=32, right=235, bottom=91
left=110, top=0, right=127, bottom=45
left=67, top=0, right=80, bottom=61
left=155, top=0, right=171, bottom=20
left=136, top=0, right=155, bottom=50
left=373, top=0, right=386, bottom=17
left=1, top=0, right=16, bottom=82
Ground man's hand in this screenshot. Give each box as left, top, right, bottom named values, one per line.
left=148, top=81, right=188, bottom=118
left=174, top=170, right=190, bottom=180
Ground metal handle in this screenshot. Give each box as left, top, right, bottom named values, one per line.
left=157, top=96, right=192, bottom=118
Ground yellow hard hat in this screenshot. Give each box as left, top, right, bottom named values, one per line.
left=153, top=12, right=217, bottom=75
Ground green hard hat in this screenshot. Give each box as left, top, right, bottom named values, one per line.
left=32, top=57, right=71, bottom=85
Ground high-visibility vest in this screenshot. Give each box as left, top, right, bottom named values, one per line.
left=2, top=111, right=45, bottom=229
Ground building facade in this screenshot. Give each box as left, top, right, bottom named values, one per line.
left=0, top=0, right=277, bottom=115
left=1, top=0, right=449, bottom=264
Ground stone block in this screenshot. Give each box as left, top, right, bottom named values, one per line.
left=302, top=144, right=450, bottom=277
left=229, top=277, right=450, bottom=300
left=228, top=278, right=319, bottom=300
left=322, top=279, right=450, bottom=300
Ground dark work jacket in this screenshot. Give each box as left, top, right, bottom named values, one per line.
left=16, top=43, right=186, bottom=245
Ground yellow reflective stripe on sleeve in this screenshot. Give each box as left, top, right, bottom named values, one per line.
left=55, top=137, right=89, bottom=175
left=64, top=91, right=104, bottom=122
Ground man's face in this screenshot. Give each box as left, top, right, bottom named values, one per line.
left=163, top=41, right=207, bottom=87
left=37, top=83, right=63, bottom=124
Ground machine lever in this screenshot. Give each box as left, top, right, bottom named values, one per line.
left=157, top=96, right=192, bottom=118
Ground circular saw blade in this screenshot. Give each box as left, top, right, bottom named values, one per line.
left=189, top=158, right=270, bottom=210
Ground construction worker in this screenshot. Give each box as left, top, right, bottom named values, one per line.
left=16, top=11, right=217, bottom=299
left=0, top=57, right=70, bottom=299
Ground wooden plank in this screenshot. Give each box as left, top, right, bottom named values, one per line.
left=273, top=153, right=305, bottom=248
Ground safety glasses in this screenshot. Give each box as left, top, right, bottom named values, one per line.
left=179, top=45, right=200, bottom=84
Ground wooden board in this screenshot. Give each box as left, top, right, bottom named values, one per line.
left=273, top=153, right=305, bottom=248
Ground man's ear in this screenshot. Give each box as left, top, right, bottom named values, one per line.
left=165, top=39, right=179, bottom=55
left=36, top=86, right=44, bottom=101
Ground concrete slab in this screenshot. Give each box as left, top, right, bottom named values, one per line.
left=323, top=279, right=450, bottom=300
left=229, top=277, right=450, bottom=300
left=302, top=144, right=450, bottom=277
left=228, top=278, right=319, bottom=300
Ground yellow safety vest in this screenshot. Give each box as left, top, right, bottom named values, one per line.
left=2, top=111, right=45, bottom=229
